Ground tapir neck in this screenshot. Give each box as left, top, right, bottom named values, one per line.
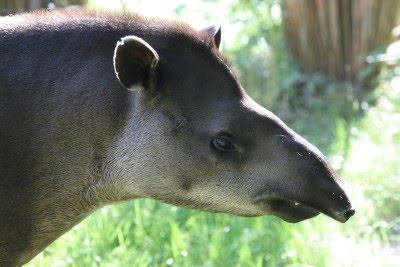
left=0, top=94, right=140, bottom=266
left=0, top=67, right=138, bottom=266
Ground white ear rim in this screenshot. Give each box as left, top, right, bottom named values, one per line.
left=117, top=35, right=159, bottom=68
left=113, top=35, right=160, bottom=90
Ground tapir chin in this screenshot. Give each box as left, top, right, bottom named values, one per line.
left=0, top=10, right=354, bottom=266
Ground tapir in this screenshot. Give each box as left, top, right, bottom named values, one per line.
left=0, top=10, right=354, bottom=266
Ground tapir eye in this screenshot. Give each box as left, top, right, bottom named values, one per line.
left=212, top=133, right=236, bottom=152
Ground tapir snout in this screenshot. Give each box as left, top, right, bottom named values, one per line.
left=252, top=129, right=354, bottom=223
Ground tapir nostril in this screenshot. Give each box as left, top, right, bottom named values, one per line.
left=344, top=209, right=355, bottom=220
left=331, top=207, right=355, bottom=222
left=334, top=209, right=355, bottom=223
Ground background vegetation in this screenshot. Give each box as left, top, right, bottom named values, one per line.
left=3, top=0, right=399, bottom=266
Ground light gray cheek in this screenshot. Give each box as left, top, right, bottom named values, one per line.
left=104, top=101, right=210, bottom=199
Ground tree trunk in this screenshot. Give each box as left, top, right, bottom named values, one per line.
left=0, top=0, right=86, bottom=15
left=0, top=0, right=41, bottom=15
left=27, top=0, right=41, bottom=10
left=283, top=0, right=400, bottom=87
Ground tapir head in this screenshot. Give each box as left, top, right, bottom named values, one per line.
left=111, top=24, right=354, bottom=223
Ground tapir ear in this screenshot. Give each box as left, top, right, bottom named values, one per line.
left=113, top=36, right=159, bottom=90
left=203, top=25, right=221, bottom=49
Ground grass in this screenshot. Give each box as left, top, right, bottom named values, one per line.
left=25, top=1, right=400, bottom=266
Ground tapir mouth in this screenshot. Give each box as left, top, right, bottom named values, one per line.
left=254, top=195, right=320, bottom=223
left=254, top=192, right=355, bottom=223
